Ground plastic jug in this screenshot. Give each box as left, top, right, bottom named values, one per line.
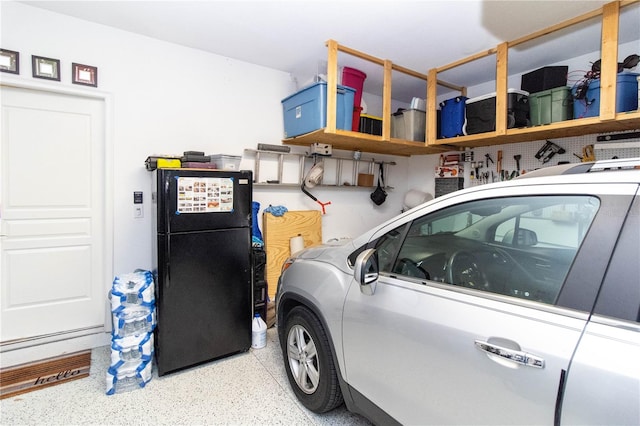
left=251, top=313, right=267, bottom=349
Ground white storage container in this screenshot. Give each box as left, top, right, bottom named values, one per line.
left=390, top=109, right=426, bottom=142
left=210, top=154, right=241, bottom=170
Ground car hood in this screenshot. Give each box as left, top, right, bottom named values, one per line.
left=294, top=238, right=357, bottom=274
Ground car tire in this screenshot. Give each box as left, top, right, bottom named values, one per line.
left=283, top=306, right=344, bottom=413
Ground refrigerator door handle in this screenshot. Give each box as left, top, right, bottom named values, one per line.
left=166, top=233, right=170, bottom=288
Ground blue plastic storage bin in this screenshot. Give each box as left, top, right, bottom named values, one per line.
left=439, top=96, right=468, bottom=138
left=281, top=82, right=356, bottom=138
left=572, top=72, right=639, bottom=119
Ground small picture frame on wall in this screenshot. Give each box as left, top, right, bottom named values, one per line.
left=32, top=55, right=60, bottom=81
left=72, top=62, right=98, bottom=87
left=0, top=49, right=19, bottom=74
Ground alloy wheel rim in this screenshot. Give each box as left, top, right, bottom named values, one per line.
left=287, top=324, right=320, bottom=394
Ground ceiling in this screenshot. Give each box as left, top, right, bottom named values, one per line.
left=20, top=1, right=640, bottom=101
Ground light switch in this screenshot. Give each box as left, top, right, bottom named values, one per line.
left=134, top=206, right=143, bottom=218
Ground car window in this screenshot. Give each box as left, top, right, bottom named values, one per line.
left=392, top=196, right=599, bottom=304
left=374, top=224, right=408, bottom=273
left=494, top=203, right=592, bottom=248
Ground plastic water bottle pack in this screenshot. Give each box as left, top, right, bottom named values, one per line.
left=111, top=306, right=156, bottom=339
left=110, top=270, right=155, bottom=312
left=105, top=359, right=153, bottom=395
left=110, top=332, right=154, bottom=365
left=106, top=269, right=156, bottom=395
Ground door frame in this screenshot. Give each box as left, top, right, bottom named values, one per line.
left=0, top=76, right=114, bottom=367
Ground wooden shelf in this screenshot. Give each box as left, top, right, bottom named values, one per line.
left=431, top=111, right=640, bottom=148
left=284, top=129, right=456, bottom=156
left=285, top=112, right=640, bottom=154
left=284, top=1, right=639, bottom=157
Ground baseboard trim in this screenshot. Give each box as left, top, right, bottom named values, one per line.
left=0, top=330, right=109, bottom=368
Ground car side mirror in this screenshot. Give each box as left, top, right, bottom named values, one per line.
left=516, top=229, right=538, bottom=246
left=502, top=228, right=538, bottom=246
left=354, top=248, right=379, bottom=296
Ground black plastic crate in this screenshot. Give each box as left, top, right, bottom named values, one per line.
left=465, top=90, right=529, bottom=135
left=521, top=66, right=568, bottom=94
left=435, top=177, right=464, bottom=198
left=359, top=114, right=382, bottom=136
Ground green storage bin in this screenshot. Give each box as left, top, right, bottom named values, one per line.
left=529, top=86, right=573, bottom=125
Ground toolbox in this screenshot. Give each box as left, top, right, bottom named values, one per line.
left=281, top=82, right=355, bottom=138
left=439, top=96, right=467, bottom=138
left=521, top=66, right=568, bottom=94
left=572, top=72, right=639, bottom=119
left=464, top=89, right=530, bottom=135
left=528, top=86, right=573, bottom=125
left=145, top=156, right=181, bottom=171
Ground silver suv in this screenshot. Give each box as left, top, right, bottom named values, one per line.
left=276, top=158, right=640, bottom=425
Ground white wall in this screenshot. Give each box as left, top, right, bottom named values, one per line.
left=2, top=3, right=638, bottom=280
left=1, top=2, right=409, bottom=277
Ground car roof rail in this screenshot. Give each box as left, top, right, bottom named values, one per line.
left=587, top=157, right=640, bottom=172
left=517, top=157, right=640, bottom=179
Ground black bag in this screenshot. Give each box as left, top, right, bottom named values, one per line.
left=370, top=165, right=387, bottom=205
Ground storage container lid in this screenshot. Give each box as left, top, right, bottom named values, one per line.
left=466, top=88, right=530, bottom=104
left=280, top=81, right=355, bottom=103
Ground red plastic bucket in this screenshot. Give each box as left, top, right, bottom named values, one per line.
left=342, top=67, right=367, bottom=131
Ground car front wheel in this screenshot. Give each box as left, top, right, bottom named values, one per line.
left=283, top=306, right=343, bottom=413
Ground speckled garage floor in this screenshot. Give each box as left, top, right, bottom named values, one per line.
left=1, top=328, right=372, bottom=425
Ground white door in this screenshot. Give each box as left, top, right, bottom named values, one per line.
left=1, top=85, right=107, bottom=347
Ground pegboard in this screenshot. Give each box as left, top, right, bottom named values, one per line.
left=455, top=130, right=640, bottom=187
left=594, top=140, right=640, bottom=160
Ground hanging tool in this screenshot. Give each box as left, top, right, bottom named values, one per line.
left=485, top=153, right=494, bottom=168
left=582, top=145, right=595, bottom=162
left=475, top=163, right=482, bottom=182
left=535, top=140, right=566, bottom=163
left=497, top=150, right=503, bottom=174
left=514, top=154, right=521, bottom=173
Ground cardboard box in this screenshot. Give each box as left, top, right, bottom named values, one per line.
left=357, top=173, right=374, bottom=187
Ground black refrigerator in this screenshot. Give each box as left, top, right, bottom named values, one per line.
left=152, top=168, right=253, bottom=376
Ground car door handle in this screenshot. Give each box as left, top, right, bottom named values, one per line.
left=475, top=340, right=545, bottom=368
